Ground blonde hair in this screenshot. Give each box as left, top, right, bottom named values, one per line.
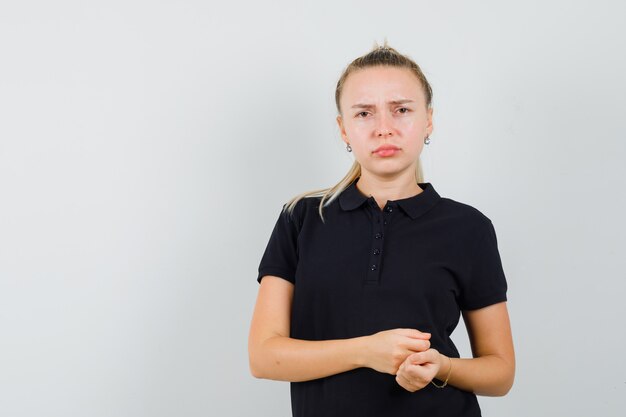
left=283, top=40, right=434, bottom=222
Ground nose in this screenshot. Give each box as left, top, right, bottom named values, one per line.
left=375, top=112, right=393, bottom=137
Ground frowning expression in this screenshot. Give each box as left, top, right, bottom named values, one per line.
left=336, top=66, right=433, bottom=178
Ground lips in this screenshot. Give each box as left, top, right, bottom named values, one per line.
left=373, top=144, right=400, bottom=153
left=373, top=144, right=400, bottom=157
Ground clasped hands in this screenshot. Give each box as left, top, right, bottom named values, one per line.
left=366, top=328, right=445, bottom=392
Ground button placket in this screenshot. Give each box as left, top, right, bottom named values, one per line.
left=366, top=198, right=397, bottom=284
left=365, top=200, right=396, bottom=284
left=366, top=218, right=383, bottom=283
left=364, top=198, right=379, bottom=283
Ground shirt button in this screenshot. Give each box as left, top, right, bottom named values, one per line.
left=374, top=233, right=382, bottom=239
left=383, top=220, right=387, bottom=225
left=373, top=248, right=380, bottom=255
left=385, top=206, right=393, bottom=213
left=370, top=264, right=377, bottom=270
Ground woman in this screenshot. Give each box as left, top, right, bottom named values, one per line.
left=248, top=43, right=515, bottom=417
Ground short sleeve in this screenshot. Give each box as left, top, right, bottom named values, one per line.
left=458, top=220, right=508, bottom=310
left=256, top=204, right=299, bottom=285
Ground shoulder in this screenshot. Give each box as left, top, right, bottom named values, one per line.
left=280, top=194, right=323, bottom=229
left=434, top=195, right=495, bottom=239
left=438, top=196, right=491, bottom=222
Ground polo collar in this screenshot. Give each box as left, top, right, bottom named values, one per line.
left=339, top=177, right=441, bottom=220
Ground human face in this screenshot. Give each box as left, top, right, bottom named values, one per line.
left=336, top=66, right=433, bottom=180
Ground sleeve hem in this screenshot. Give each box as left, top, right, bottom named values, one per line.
left=461, top=292, right=507, bottom=311
left=257, top=268, right=296, bottom=285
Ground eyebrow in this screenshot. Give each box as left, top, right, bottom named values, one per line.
left=351, top=99, right=415, bottom=109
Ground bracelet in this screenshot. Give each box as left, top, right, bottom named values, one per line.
left=431, top=355, right=452, bottom=388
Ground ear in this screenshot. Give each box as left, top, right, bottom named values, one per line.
left=336, top=115, right=348, bottom=143
left=426, top=107, right=434, bottom=137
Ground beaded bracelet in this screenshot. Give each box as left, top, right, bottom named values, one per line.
left=431, top=356, right=452, bottom=388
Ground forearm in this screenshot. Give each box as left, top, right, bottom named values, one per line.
left=435, top=354, right=515, bottom=396
left=251, top=335, right=368, bottom=382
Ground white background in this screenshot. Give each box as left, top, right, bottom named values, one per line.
left=1, top=1, right=625, bottom=416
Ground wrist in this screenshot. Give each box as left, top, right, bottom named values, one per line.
left=435, top=352, right=450, bottom=381
left=353, top=335, right=370, bottom=368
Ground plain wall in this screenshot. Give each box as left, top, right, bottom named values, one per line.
left=1, top=0, right=625, bottom=416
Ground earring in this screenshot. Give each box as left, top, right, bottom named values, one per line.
left=346, top=143, right=352, bottom=152
left=424, top=136, right=430, bottom=145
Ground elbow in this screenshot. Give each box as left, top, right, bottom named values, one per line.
left=249, top=351, right=273, bottom=380
left=478, top=356, right=515, bottom=397
left=249, top=337, right=280, bottom=380
left=491, top=379, right=513, bottom=397
left=250, top=364, right=264, bottom=379
left=248, top=348, right=269, bottom=380
left=491, top=362, right=516, bottom=397
left=500, top=369, right=515, bottom=396
left=480, top=378, right=514, bottom=397
left=249, top=335, right=288, bottom=381
left=248, top=354, right=261, bottom=379
left=501, top=358, right=516, bottom=395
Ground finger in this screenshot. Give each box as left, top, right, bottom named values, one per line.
left=406, top=351, right=424, bottom=364
left=409, top=349, right=439, bottom=365
left=406, top=338, right=431, bottom=352
left=421, top=348, right=439, bottom=363
left=396, top=362, right=405, bottom=375
left=407, top=359, right=435, bottom=372
left=395, top=374, right=410, bottom=391
left=398, top=329, right=431, bottom=339
left=398, top=355, right=411, bottom=370
left=410, top=351, right=437, bottom=366
left=405, top=366, right=437, bottom=389
left=395, top=370, right=417, bottom=391
left=407, top=362, right=438, bottom=382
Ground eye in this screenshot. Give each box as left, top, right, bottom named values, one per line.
left=397, top=107, right=410, bottom=114
left=356, top=111, right=369, bottom=118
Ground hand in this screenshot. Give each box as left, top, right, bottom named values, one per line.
left=395, top=348, right=443, bottom=392
left=364, top=328, right=431, bottom=375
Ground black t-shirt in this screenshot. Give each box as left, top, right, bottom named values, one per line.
left=256, top=177, right=508, bottom=417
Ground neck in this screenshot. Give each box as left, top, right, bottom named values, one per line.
left=355, top=173, right=423, bottom=209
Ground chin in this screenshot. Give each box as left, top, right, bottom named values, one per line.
left=363, top=165, right=410, bottom=177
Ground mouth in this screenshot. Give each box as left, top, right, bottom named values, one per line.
left=373, top=145, right=400, bottom=157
